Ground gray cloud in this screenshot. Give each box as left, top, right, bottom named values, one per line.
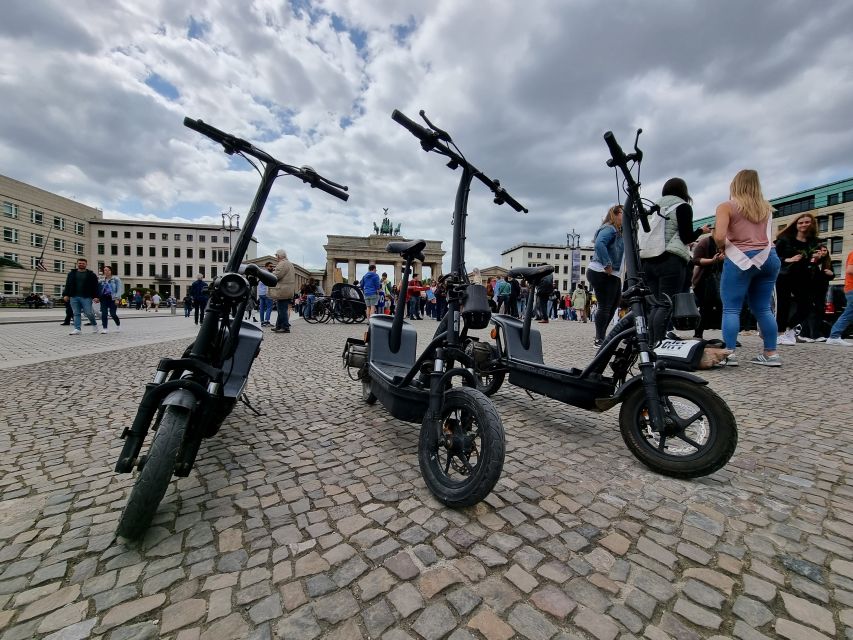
left=1, top=0, right=851, bottom=275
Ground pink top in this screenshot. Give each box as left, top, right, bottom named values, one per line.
left=726, top=199, right=770, bottom=251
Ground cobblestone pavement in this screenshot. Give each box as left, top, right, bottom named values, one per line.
left=0, top=316, right=851, bottom=640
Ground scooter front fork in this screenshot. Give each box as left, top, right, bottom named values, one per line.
left=427, top=348, right=447, bottom=420
left=638, top=359, right=668, bottom=432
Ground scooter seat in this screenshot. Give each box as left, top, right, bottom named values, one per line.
left=508, top=264, right=554, bottom=283
left=386, top=239, right=426, bottom=262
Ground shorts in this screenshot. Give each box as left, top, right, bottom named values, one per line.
left=364, top=294, right=379, bottom=306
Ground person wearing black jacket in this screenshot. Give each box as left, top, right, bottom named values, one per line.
left=62, top=258, right=99, bottom=335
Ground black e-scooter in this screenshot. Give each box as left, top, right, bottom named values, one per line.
left=469, top=130, right=737, bottom=478
left=114, top=118, right=349, bottom=539
left=343, top=109, right=527, bottom=507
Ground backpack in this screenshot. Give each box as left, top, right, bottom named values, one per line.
left=638, top=202, right=681, bottom=259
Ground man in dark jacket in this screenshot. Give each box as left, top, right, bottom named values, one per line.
left=62, top=258, right=100, bottom=335
left=190, top=274, right=208, bottom=325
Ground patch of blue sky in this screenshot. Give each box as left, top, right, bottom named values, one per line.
left=145, top=73, right=180, bottom=101
left=392, top=18, right=417, bottom=45
left=329, top=14, right=367, bottom=52
left=250, top=100, right=300, bottom=141
left=187, top=15, right=209, bottom=40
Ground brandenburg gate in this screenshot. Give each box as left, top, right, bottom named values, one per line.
left=323, top=213, right=445, bottom=285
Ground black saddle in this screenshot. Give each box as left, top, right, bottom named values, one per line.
left=508, top=265, right=554, bottom=284
left=386, top=239, right=426, bottom=262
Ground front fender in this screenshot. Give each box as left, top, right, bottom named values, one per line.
left=595, top=369, right=707, bottom=411
left=161, top=389, right=199, bottom=411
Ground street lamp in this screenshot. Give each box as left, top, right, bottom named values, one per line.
left=221, top=208, right=240, bottom=263
left=566, top=228, right=581, bottom=291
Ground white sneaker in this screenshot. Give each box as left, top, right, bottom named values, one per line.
left=114, top=326, right=121, bottom=332
left=777, top=330, right=796, bottom=346
left=814, top=336, right=827, bottom=342
left=826, top=337, right=853, bottom=346
left=92, top=325, right=100, bottom=333
left=796, top=335, right=814, bottom=343
left=100, top=328, right=108, bottom=334
left=69, top=329, right=81, bottom=335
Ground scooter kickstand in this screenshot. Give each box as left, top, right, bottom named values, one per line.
left=239, top=393, right=265, bottom=416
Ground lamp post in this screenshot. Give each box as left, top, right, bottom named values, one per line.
left=221, top=208, right=240, bottom=264
left=566, top=228, right=581, bottom=290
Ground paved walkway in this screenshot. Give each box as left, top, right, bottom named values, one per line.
left=0, top=316, right=851, bottom=639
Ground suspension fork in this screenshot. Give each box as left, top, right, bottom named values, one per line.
left=629, top=298, right=667, bottom=431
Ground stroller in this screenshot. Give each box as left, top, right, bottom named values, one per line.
left=309, top=283, right=367, bottom=324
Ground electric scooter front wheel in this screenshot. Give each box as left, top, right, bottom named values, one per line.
left=418, top=387, right=505, bottom=507
left=116, top=405, right=191, bottom=539
left=619, top=378, right=737, bottom=478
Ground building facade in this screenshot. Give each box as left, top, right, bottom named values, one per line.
left=500, top=242, right=595, bottom=293
left=2, top=174, right=257, bottom=300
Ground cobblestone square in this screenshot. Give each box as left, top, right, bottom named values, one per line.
left=0, top=312, right=851, bottom=639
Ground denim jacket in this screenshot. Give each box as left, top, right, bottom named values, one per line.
left=593, top=224, right=624, bottom=269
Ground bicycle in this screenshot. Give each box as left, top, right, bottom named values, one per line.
left=113, top=117, right=349, bottom=539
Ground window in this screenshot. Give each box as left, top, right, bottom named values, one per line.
left=30, top=233, right=43, bottom=247
left=97, top=243, right=104, bottom=255
left=537, top=252, right=541, bottom=258
left=124, top=231, right=131, bottom=238
left=581, top=255, right=587, bottom=261
left=199, top=266, right=205, bottom=277
left=186, top=234, right=193, bottom=242
left=563, top=266, right=568, bottom=274
left=174, top=233, right=181, bottom=241
left=818, top=217, right=829, bottom=233
left=827, top=194, right=839, bottom=206
left=564, top=254, right=568, bottom=260
left=175, top=285, right=181, bottom=298
left=74, top=242, right=84, bottom=255
left=54, top=238, right=65, bottom=252
left=136, top=264, right=143, bottom=277
left=563, top=280, right=568, bottom=290
left=149, top=247, right=156, bottom=257
left=174, top=264, right=181, bottom=278
left=31, top=210, right=43, bottom=224
left=53, top=260, right=66, bottom=272
left=53, top=284, right=62, bottom=297
left=97, top=261, right=104, bottom=272
left=98, top=230, right=105, bottom=237
left=832, top=260, right=842, bottom=275
left=123, top=245, right=130, bottom=256
left=162, top=233, right=168, bottom=241
left=149, top=233, right=156, bottom=240
left=53, top=216, right=65, bottom=230
left=136, top=231, right=143, bottom=239
left=187, top=248, right=193, bottom=258
left=110, top=230, right=118, bottom=238
left=832, top=213, right=844, bottom=230
left=3, top=252, right=19, bottom=263
left=30, top=256, right=40, bottom=269
left=174, top=247, right=180, bottom=258
left=2, top=202, right=18, bottom=218
left=123, top=263, right=130, bottom=277
left=843, top=189, right=853, bottom=203
left=33, top=283, right=43, bottom=294
left=161, top=264, right=168, bottom=277
left=3, top=281, right=19, bottom=296
left=212, top=236, right=218, bottom=243
left=161, top=247, right=168, bottom=257
left=3, top=228, right=19, bottom=243
left=545, top=253, right=550, bottom=259
left=136, top=246, right=142, bottom=256
left=74, top=221, right=84, bottom=235
left=211, top=265, right=218, bottom=278
left=199, top=249, right=206, bottom=259
left=581, top=267, right=586, bottom=275
left=149, top=264, right=156, bottom=276
left=831, top=237, right=843, bottom=254
left=773, top=196, right=814, bottom=218
left=199, top=235, right=206, bottom=242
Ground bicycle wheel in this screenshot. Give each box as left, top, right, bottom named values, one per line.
left=619, top=377, right=737, bottom=478
left=304, top=301, right=322, bottom=324
left=315, top=300, right=331, bottom=323
left=116, top=405, right=190, bottom=539
left=419, top=387, right=505, bottom=508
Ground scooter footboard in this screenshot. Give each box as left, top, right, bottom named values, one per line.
left=369, top=364, right=430, bottom=423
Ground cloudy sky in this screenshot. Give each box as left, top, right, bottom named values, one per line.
left=2, top=0, right=852, bottom=277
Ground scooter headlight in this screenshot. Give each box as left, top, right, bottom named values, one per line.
left=219, top=273, right=249, bottom=299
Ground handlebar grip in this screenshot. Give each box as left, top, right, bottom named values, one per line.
left=184, top=117, right=230, bottom=144
left=240, top=263, right=278, bottom=287
left=312, top=180, right=350, bottom=201
left=391, top=109, right=433, bottom=142
left=603, top=131, right=627, bottom=166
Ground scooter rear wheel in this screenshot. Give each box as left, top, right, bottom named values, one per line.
left=466, top=341, right=505, bottom=397
left=361, top=376, right=377, bottom=404
left=419, top=387, right=505, bottom=508
left=619, top=377, right=737, bottom=478
left=116, top=405, right=190, bottom=539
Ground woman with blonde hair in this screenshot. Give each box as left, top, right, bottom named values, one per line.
left=713, top=170, right=781, bottom=366
left=587, top=204, right=624, bottom=346
left=774, top=212, right=820, bottom=345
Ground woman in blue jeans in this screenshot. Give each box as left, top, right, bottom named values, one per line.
left=713, top=170, right=781, bottom=366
